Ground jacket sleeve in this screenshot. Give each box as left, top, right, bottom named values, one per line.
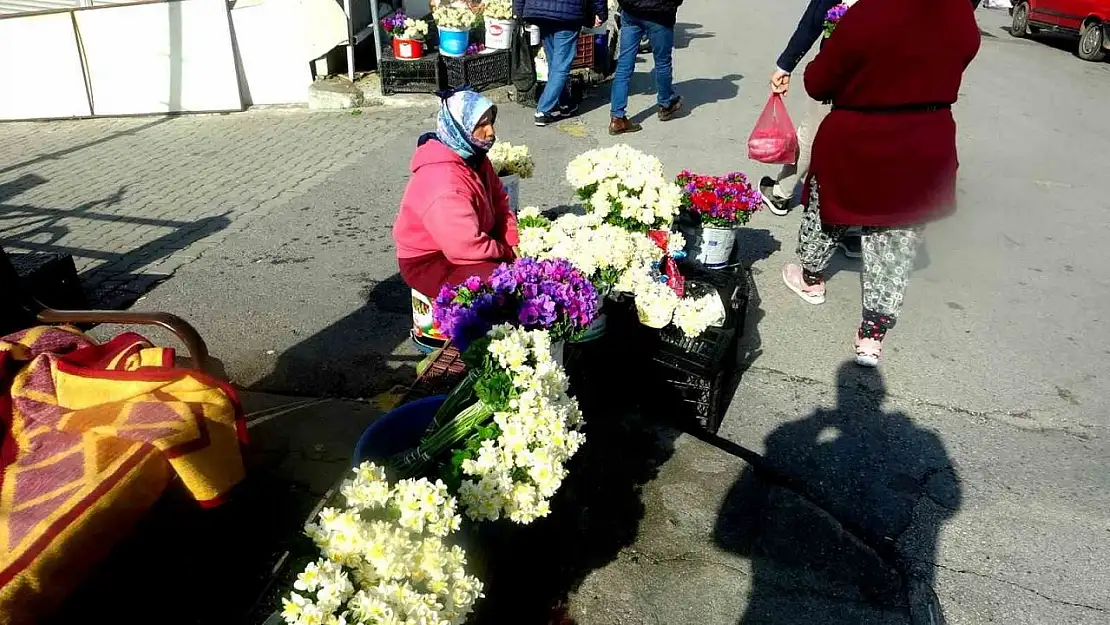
left=803, top=5, right=866, bottom=103
left=775, top=0, right=838, bottom=73
left=424, top=191, right=512, bottom=263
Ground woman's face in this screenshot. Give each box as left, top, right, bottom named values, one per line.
left=472, top=111, right=496, bottom=144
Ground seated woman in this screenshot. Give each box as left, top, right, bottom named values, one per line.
left=393, top=89, right=518, bottom=302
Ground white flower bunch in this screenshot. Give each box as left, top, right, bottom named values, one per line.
left=402, top=18, right=429, bottom=40
left=457, top=325, right=585, bottom=524
left=673, top=291, right=727, bottom=337
left=483, top=0, right=514, bottom=20
left=434, top=1, right=481, bottom=29
left=283, top=463, right=483, bottom=625
left=566, top=144, right=682, bottom=231
left=488, top=141, right=534, bottom=179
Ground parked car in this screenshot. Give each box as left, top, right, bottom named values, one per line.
left=1010, top=0, right=1110, bottom=61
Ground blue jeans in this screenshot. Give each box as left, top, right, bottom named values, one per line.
left=537, top=25, right=578, bottom=115
left=610, top=14, right=676, bottom=119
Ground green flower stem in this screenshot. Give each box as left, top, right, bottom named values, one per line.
left=392, top=400, right=496, bottom=478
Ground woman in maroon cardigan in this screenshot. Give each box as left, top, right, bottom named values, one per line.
left=780, top=0, right=980, bottom=367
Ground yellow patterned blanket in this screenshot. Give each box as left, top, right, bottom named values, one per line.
left=0, top=326, right=246, bottom=625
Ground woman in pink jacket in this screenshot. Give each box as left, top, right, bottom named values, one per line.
left=393, top=89, right=519, bottom=299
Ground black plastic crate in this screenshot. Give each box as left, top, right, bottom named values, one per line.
left=380, top=50, right=443, bottom=95
left=650, top=265, right=752, bottom=432
left=441, top=49, right=511, bottom=91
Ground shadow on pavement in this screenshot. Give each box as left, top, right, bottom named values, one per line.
left=251, top=272, right=420, bottom=399
left=674, top=22, right=715, bottom=49
left=629, top=74, right=744, bottom=123
left=712, top=362, right=960, bottom=624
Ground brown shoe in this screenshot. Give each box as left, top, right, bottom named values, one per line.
left=658, top=96, right=684, bottom=121
left=609, top=116, right=643, bottom=136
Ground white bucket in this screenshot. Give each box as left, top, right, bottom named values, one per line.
left=485, top=17, right=515, bottom=50
left=527, top=24, right=541, bottom=46
left=499, top=174, right=520, bottom=213
left=689, top=226, right=737, bottom=269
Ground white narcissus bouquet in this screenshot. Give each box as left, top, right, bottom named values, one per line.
left=456, top=325, right=585, bottom=524
left=434, top=1, right=481, bottom=29
left=566, top=144, right=683, bottom=232
left=488, top=142, right=534, bottom=179
left=517, top=209, right=659, bottom=295
left=483, top=0, right=514, bottom=20
left=402, top=18, right=430, bottom=40
left=673, top=291, right=728, bottom=337
left=282, top=463, right=483, bottom=625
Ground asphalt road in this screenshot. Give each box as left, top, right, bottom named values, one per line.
left=10, top=2, right=1106, bottom=623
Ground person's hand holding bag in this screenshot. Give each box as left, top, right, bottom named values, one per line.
left=747, top=93, right=798, bottom=165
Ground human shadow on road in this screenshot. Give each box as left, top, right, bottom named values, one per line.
left=252, top=272, right=420, bottom=399
left=712, top=362, right=960, bottom=624
left=628, top=74, right=743, bottom=124
left=674, top=22, right=714, bottom=49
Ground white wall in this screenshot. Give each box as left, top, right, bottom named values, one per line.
left=76, top=0, right=243, bottom=115
left=0, top=13, right=92, bottom=120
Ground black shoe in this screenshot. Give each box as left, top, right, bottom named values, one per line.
left=657, top=95, right=683, bottom=122
left=758, top=176, right=791, bottom=216
left=838, top=236, right=863, bottom=259
left=534, top=112, right=561, bottom=126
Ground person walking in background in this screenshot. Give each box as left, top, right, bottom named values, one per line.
left=781, top=0, right=980, bottom=367
left=760, top=0, right=842, bottom=217
left=608, top=0, right=684, bottom=135
left=514, top=0, right=608, bottom=126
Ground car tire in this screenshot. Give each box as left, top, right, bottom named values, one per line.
left=1078, top=21, right=1107, bottom=62
left=1010, top=2, right=1030, bottom=38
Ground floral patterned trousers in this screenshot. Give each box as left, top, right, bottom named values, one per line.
left=796, top=182, right=924, bottom=320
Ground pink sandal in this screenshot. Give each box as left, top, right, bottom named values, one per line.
left=854, top=334, right=882, bottom=367
left=782, top=263, right=826, bottom=305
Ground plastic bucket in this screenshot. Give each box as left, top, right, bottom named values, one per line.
left=689, top=226, right=736, bottom=269
left=527, top=24, right=541, bottom=46
left=438, top=26, right=469, bottom=57
left=352, top=395, right=446, bottom=466
left=499, top=174, right=520, bottom=213
left=392, top=37, right=425, bottom=59
left=484, top=17, right=514, bottom=50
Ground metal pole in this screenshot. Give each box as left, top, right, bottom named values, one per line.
left=369, top=0, right=383, bottom=69
left=345, top=0, right=356, bottom=81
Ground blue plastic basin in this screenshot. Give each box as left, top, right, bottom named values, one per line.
left=438, top=27, right=469, bottom=57
left=352, top=395, right=446, bottom=466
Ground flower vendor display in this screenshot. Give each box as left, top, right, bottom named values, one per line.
left=566, top=144, right=683, bottom=233
left=434, top=1, right=481, bottom=56
left=281, top=462, right=484, bottom=625
left=391, top=324, right=586, bottom=524
left=488, top=142, right=534, bottom=213
left=381, top=12, right=430, bottom=59
left=675, top=170, right=763, bottom=269
left=482, top=0, right=515, bottom=49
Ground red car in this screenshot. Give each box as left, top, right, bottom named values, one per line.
left=1010, top=0, right=1110, bottom=61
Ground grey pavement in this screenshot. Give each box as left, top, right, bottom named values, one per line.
left=0, top=106, right=432, bottom=307
left=7, top=3, right=1110, bottom=624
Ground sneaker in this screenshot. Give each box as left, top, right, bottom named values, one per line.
left=534, top=112, right=560, bottom=127
left=759, top=176, right=792, bottom=216
left=638, top=38, right=651, bottom=54
left=658, top=96, right=683, bottom=122
left=782, top=263, right=826, bottom=305
left=854, top=333, right=882, bottom=367
left=609, top=116, right=643, bottom=136
left=838, top=236, right=863, bottom=259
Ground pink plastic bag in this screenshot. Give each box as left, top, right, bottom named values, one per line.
left=747, top=94, right=799, bottom=165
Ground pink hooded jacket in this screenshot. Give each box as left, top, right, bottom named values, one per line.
left=393, top=138, right=519, bottom=265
